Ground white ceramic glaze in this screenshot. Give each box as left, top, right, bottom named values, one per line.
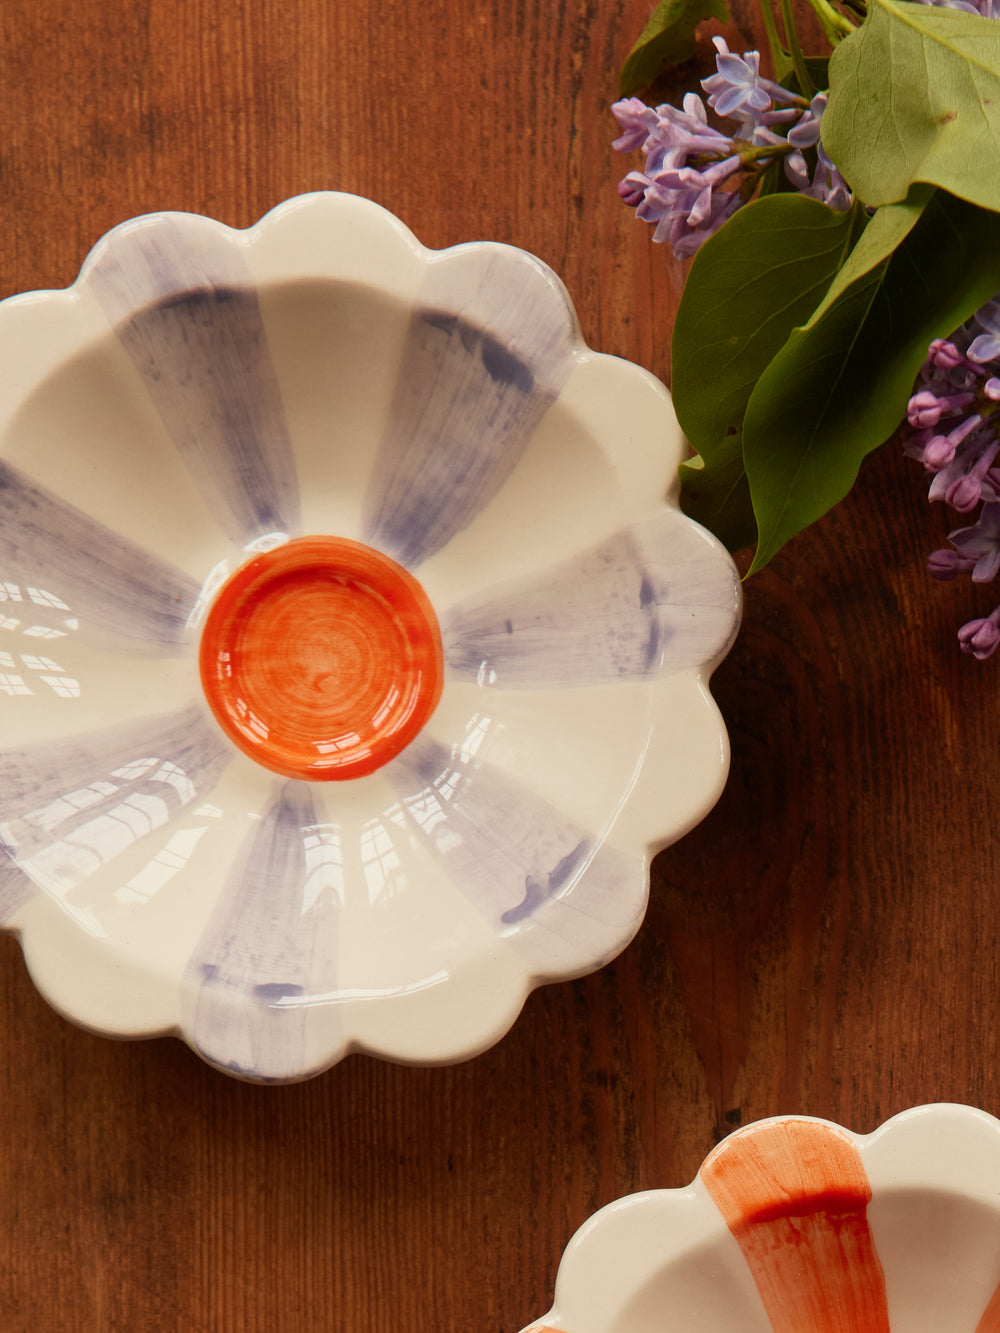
left=521, top=1104, right=1000, bottom=1333
left=0, top=192, right=740, bottom=1081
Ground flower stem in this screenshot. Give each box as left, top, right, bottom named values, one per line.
left=801, top=0, right=857, bottom=44
left=758, top=0, right=788, bottom=74
left=777, top=0, right=816, bottom=94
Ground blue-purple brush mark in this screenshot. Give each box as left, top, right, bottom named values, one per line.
left=185, top=781, right=344, bottom=1081
left=388, top=736, right=645, bottom=960
left=89, top=214, right=300, bottom=547
left=0, top=460, right=200, bottom=653
left=363, top=244, right=576, bottom=569
left=442, top=515, right=739, bottom=685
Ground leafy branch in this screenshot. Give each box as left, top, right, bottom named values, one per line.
left=617, top=0, right=1000, bottom=573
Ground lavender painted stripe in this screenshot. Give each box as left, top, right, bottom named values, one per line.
left=186, top=783, right=343, bottom=1082
left=0, top=856, right=35, bottom=926
left=88, top=215, right=300, bottom=545
left=0, top=460, right=201, bottom=653
left=441, top=513, right=740, bottom=686
left=0, top=704, right=230, bottom=927
left=363, top=247, right=575, bottom=568
left=387, top=736, right=642, bottom=947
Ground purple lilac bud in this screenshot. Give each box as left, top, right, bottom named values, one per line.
left=782, top=95, right=851, bottom=210
left=611, top=98, right=659, bottom=154
left=907, top=389, right=975, bottom=429
left=924, top=434, right=960, bottom=470
left=927, top=422, right=988, bottom=502
left=928, top=339, right=966, bottom=371
left=902, top=289, right=1000, bottom=658
left=920, top=0, right=999, bottom=16
left=945, top=440, right=1000, bottom=511
left=958, top=607, right=1000, bottom=660
left=927, top=548, right=975, bottom=580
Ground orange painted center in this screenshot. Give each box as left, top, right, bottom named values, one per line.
left=199, top=536, right=443, bottom=781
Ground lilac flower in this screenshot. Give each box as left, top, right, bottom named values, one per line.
left=920, top=0, right=1000, bottom=15
left=927, top=547, right=974, bottom=580
left=907, top=388, right=975, bottom=429
left=958, top=607, right=1000, bottom=660
left=610, top=91, right=748, bottom=258
left=901, top=294, right=1000, bottom=657
left=783, top=94, right=851, bottom=210
left=610, top=97, right=659, bottom=154
left=612, top=44, right=848, bottom=258
left=701, top=37, right=798, bottom=132
left=949, top=503, right=1000, bottom=582
left=966, top=299, right=1000, bottom=364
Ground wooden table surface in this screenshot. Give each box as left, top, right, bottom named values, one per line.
left=1, top=0, right=997, bottom=1329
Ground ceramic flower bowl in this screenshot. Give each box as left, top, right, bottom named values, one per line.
left=0, top=192, right=740, bottom=1082
left=521, top=1104, right=1000, bottom=1333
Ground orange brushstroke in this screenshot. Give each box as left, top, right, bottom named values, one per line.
left=701, top=1119, right=890, bottom=1333
left=200, top=535, right=443, bottom=780
left=976, top=1281, right=1000, bottom=1331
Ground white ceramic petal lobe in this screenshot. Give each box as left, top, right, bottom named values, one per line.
left=386, top=735, right=646, bottom=976
left=184, top=781, right=345, bottom=1082
left=86, top=213, right=301, bottom=546
left=441, top=511, right=740, bottom=686
left=362, top=245, right=576, bottom=568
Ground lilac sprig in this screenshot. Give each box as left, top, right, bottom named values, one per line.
left=901, top=301, right=1000, bottom=658
left=611, top=38, right=850, bottom=259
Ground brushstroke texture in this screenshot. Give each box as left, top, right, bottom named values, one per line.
left=364, top=247, right=575, bottom=568
left=0, top=460, right=202, bottom=653
left=442, top=513, right=740, bottom=685
left=702, top=1120, right=890, bottom=1333
left=186, top=782, right=344, bottom=1081
left=387, top=735, right=644, bottom=972
left=88, top=214, right=300, bottom=545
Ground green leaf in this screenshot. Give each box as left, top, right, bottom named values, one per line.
left=804, top=182, right=933, bottom=326
left=672, top=193, right=866, bottom=459
left=742, top=191, right=1000, bottom=574
left=679, top=435, right=758, bottom=553
left=619, top=0, right=729, bottom=96
left=823, top=0, right=1000, bottom=210
left=773, top=52, right=830, bottom=93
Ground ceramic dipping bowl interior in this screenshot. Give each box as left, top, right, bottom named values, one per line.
left=521, top=1104, right=1000, bottom=1333
left=0, top=192, right=741, bottom=1081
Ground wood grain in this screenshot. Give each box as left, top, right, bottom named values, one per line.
left=2, top=1, right=999, bottom=1330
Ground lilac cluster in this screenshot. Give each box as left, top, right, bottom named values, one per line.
left=901, top=300, right=1000, bottom=658
left=922, top=0, right=999, bottom=13
left=612, top=38, right=850, bottom=258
